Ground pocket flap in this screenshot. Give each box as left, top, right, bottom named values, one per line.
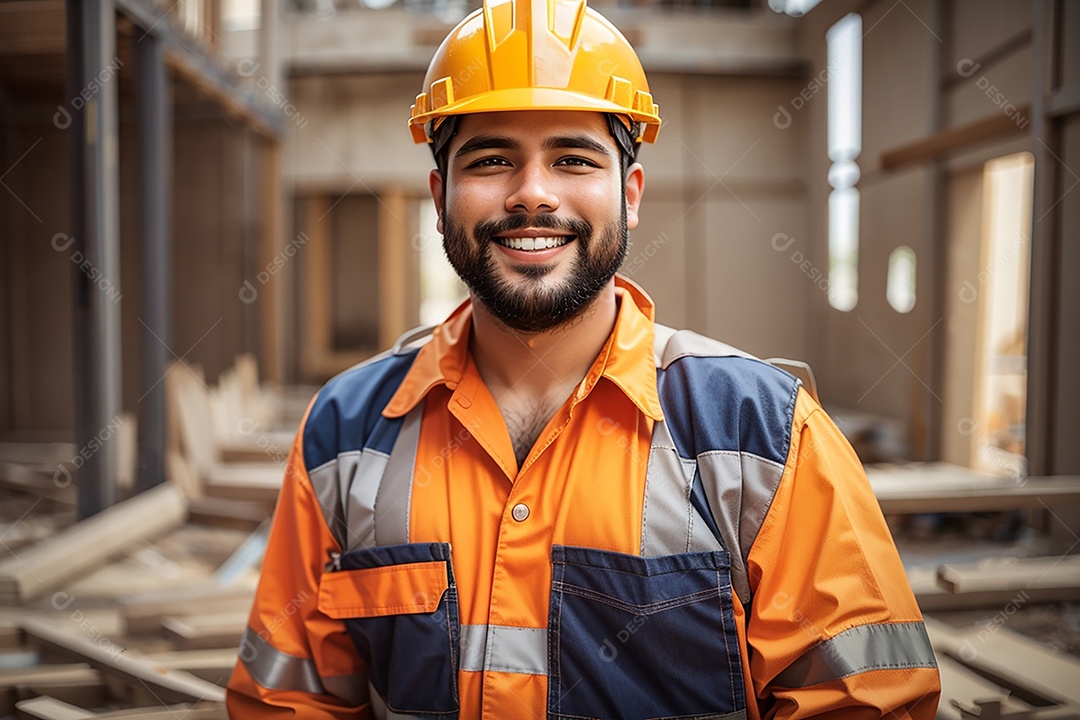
left=318, top=561, right=448, bottom=619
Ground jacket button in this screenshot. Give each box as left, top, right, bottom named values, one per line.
left=511, top=503, right=530, bottom=522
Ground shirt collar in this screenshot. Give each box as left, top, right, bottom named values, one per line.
left=382, top=275, right=664, bottom=421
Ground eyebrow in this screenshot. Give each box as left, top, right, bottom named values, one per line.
left=454, top=133, right=614, bottom=159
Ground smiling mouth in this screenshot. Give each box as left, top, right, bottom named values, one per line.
left=493, top=236, right=575, bottom=251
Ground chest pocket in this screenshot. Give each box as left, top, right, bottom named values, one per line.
left=318, top=542, right=460, bottom=718
left=548, top=545, right=746, bottom=720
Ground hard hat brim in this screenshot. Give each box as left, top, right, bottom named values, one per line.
left=409, top=87, right=661, bottom=142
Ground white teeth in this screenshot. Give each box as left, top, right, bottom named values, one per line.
left=499, top=236, right=572, bottom=251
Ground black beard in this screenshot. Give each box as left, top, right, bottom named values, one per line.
left=442, top=205, right=629, bottom=334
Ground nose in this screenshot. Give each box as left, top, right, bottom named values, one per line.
left=505, top=161, right=560, bottom=215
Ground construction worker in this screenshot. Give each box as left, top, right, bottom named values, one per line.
left=226, top=0, right=941, bottom=715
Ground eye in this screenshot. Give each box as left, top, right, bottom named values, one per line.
left=555, top=156, right=600, bottom=168
left=466, top=155, right=511, bottom=169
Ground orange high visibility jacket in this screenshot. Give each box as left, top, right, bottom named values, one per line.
left=227, top=277, right=940, bottom=719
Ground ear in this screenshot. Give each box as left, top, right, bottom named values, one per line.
left=624, top=162, right=645, bottom=231
left=429, top=168, right=445, bottom=234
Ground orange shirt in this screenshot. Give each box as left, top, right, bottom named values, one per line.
left=227, top=276, right=940, bottom=719
left=381, top=280, right=662, bottom=714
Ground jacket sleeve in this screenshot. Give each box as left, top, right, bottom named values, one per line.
left=226, top=408, right=372, bottom=718
left=745, top=387, right=941, bottom=718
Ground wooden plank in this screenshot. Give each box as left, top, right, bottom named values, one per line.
left=925, top=617, right=1080, bottom=707
left=0, top=486, right=188, bottom=606
left=0, top=463, right=75, bottom=505
left=13, top=696, right=93, bottom=720
left=203, top=466, right=283, bottom=503
left=0, top=444, right=74, bottom=467
left=142, top=649, right=236, bottom=684
left=0, top=665, right=102, bottom=716
left=866, top=463, right=1080, bottom=514
left=934, top=654, right=1032, bottom=719
left=94, top=703, right=229, bottom=719
left=161, top=613, right=247, bottom=651
left=165, top=364, right=219, bottom=477
left=880, top=107, right=1031, bottom=171
left=20, top=618, right=225, bottom=705
left=0, top=2, right=66, bottom=57
left=187, top=496, right=271, bottom=531
left=120, top=584, right=253, bottom=636
left=937, top=555, right=1080, bottom=596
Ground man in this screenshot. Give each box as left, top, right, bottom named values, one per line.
left=227, top=0, right=941, bottom=716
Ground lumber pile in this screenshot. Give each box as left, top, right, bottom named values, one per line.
left=165, top=357, right=297, bottom=506
left=0, top=511, right=256, bottom=717
left=926, top=617, right=1080, bottom=718
left=0, top=485, right=188, bottom=606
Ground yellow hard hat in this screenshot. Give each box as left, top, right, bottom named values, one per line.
left=409, top=0, right=661, bottom=146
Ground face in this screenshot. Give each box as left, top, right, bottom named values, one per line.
left=429, top=110, right=644, bottom=334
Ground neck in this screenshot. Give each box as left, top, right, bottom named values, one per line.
left=469, top=281, right=619, bottom=401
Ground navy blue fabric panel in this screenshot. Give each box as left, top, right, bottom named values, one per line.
left=337, top=542, right=459, bottom=717
left=657, top=355, right=799, bottom=465
left=548, top=545, right=745, bottom=718
left=302, top=349, right=420, bottom=470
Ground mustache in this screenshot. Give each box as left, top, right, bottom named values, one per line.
left=474, top=213, right=593, bottom=245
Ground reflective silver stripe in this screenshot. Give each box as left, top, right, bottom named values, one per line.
left=459, top=624, right=548, bottom=675
left=341, top=449, right=390, bottom=550
left=773, top=621, right=938, bottom=689
left=240, top=626, right=368, bottom=702
left=374, top=401, right=423, bottom=547
left=368, top=681, right=427, bottom=720
left=239, top=625, right=324, bottom=694
left=697, top=451, right=784, bottom=604
left=641, top=420, right=721, bottom=557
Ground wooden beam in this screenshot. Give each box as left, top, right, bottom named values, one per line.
left=20, top=618, right=226, bottom=705
left=256, top=142, right=285, bottom=385
left=113, top=0, right=283, bottom=139
left=377, top=188, right=410, bottom=351
left=880, top=107, right=1032, bottom=171
left=301, top=195, right=333, bottom=382
left=0, top=485, right=188, bottom=605
left=936, top=555, right=1080, bottom=597
left=866, top=464, right=1080, bottom=514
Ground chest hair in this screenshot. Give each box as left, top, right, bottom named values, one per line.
left=500, top=395, right=565, bottom=469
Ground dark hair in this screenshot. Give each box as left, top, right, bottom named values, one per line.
left=428, top=113, right=640, bottom=181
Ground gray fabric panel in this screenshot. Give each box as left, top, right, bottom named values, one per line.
left=654, top=323, right=756, bottom=370
left=459, top=623, right=489, bottom=673
left=486, top=625, right=548, bottom=675
left=239, top=625, right=324, bottom=695
left=696, top=451, right=783, bottom=604
left=773, top=621, right=938, bottom=689
left=735, top=451, right=787, bottom=596
left=308, top=459, right=347, bottom=550
left=460, top=624, right=547, bottom=675
left=641, top=419, right=693, bottom=556
left=342, top=449, right=390, bottom=551
left=374, top=402, right=423, bottom=547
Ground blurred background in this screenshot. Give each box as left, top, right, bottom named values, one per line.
left=0, top=0, right=1078, bottom=716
